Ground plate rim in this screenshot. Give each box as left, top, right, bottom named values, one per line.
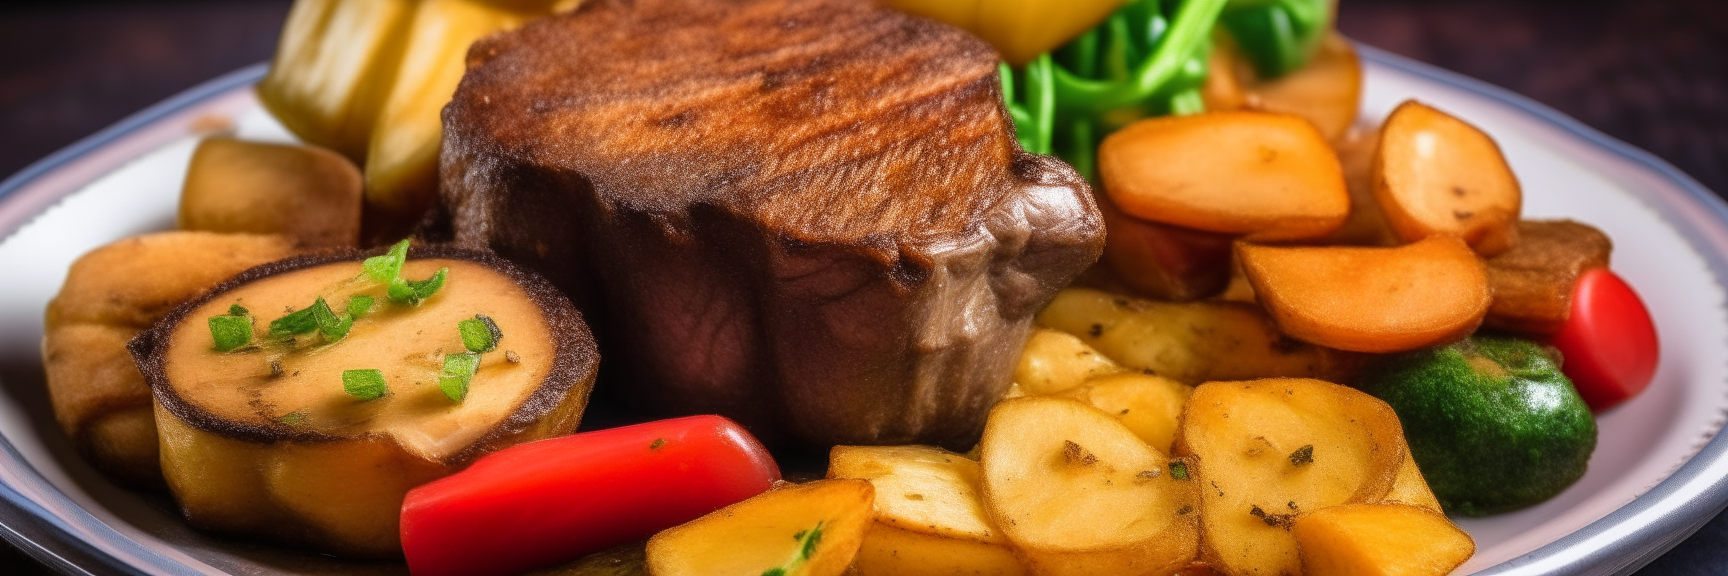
left=0, top=48, right=1724, bottom=576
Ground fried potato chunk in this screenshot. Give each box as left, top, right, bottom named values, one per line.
left=1070, top=372, right=1193, bottom=455
left=1014, top=329, right=1125, bottom=396
left=829, top=445, right=1025, bottom=576
left=1374, top=100, right=1522, bottom=256
left=179, top=137, right=362, bottom=248
left=42, top=232, right=298, bottom=486
left=1482, top=220, right=1613, bottom=336
left=646, top=480, right=874, bottom=576
left=1294, top=503, right=1474, bottom=576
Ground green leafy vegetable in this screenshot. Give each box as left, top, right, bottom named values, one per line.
left=1218, top=0, right=1330, bottom=79
left=441, top=353, right=481, bottom=402
left=343, top=369, right=388, bottom=400
left=207, top=314, right=253, bottom=352
left=459, top=314, right=503, bottom=353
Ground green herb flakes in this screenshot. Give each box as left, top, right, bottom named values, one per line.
left=310, top=297, right=354, bottom=342
left=441, top=353, right=481, bottom=402
left=268, top=305, right=320, bottom=339
left=1170, top=461, right=1190, bottom=480
left=459, top=314, right=503, bottom=353
left=347, top=294, right=375, bottom=319
left=227, top=304, right=249, bottom=317
left=389, top=267, right=448, bottom=305
left=208, top=314, right=253, bottom=352
left=1289, top=444, right=1315, bottom=467
left=362, top=239, right=410, bottom=283
left=342, top=369, right=388, bottom=400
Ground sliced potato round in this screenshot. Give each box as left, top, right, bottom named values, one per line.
left=980, top=397, right=1198, bottom=576
left=828, top=445, right=1024, bottom=576
left=1072, top=372, right=1193, bottom=455
left=1173, top=379, right=1406, bottom=576
left=1100, top=111, right=1348, bottom=242
left=1237, top=236, right=1491, bottom=353
left=1014, top=329, right=1125, bottom=395
left=646, top=479, right=875, bottom=576
left=1374, top=100, right=1522, bottom=256
left=1294, top=503, right=1475, bottom=576
left=1381, top=452, right=1442, bottom=514
left=179, top=137, right=362, bottom=248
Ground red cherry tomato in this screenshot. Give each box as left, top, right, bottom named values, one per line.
left=1549, top=268, right=1659, bottom=412
left=400, top=415, right=780, bottom=576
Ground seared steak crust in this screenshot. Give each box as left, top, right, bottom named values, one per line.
left=441, top=0, right=1103, bottom=447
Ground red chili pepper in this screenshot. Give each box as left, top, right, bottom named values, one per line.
left=1550, top=268, right=1659, bottom=412
left=400, top=415, right=781, bottom=576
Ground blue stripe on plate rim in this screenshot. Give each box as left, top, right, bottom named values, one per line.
left=0, top=47, right=1721, bottom=576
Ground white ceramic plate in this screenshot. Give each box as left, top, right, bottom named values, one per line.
left=1, top=47, right=1726, bottom=576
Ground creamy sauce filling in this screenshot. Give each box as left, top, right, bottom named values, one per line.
left=163, top=259, right=554, bottom=462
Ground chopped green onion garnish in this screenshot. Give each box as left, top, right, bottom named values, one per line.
left=389, top=267, right=448, bottom=305
left=208, top=314, right=253, bottom=352
left=440, top=353, right=481, bottom=402
left=362, top=239, right=410, bottom=283
left=342, top=369, right=388, bottom=400
left=268, top=305, right=320, bottom=339
left=459, top=314, right=502, bottom=353
left=227, top=304, right=249, bottom=317
left=310, top=297, right=354, bottom=342
left=347, top=294, right=375, bottom=319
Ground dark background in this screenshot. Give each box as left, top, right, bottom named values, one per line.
left=0, top=0, right=1724, bottom=574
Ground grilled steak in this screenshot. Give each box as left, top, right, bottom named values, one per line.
left=439, top=0, right=1104, bottom=447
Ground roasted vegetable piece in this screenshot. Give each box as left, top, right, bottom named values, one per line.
left=1238, top=236, right=1491, bottom=353
left=1551, top=268, right=1659, bottom=412
left=42, top=232, right=299, bottom=487
left=881, top=0, right=1124, bottom=66
left=179, top=137, right=362, bottom=248
left=1294, top=503, right=1475, bottom=576
left=1362, top=336, right=1596, bottom=516
left=1098, top=195, right=1237, bottom=301
left=1381, top=452, right=1443, bottom=514
left=828, top=445, right=1025, bottom=576
left=256, top=0, right=415, bottom=160
left=402, top=415, right=777, bottom=576
left=1482, top=220, right=1613, bottom=336
left=1216, top=0, right=1332, bottom=79
left=1374, top=100, right=1522, bottom=256
left=645, top=480, right=875, bottom=576
left=1070, top=372, right=1193, bottom=454
left=1037, top=287, right=1357, bottom=384
left=1173, top=378, right=1406, bottom=576
left=980, top=397, right=1199, bottom=576
left=133, top=246, right=598, bottom=558
left=1014, top=328, right=1125, bottom=395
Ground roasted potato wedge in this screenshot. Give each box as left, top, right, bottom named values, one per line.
left=980, top=397, right=1199, bottom=576
left=1374, top=100, right=1522, bottom=256
left=1100, top=111, right=1348, bottom=242
left=1483, top=220, right=1613, bottom=336
left=1014, top=329, right=1125, bottom=395
left=1099, top=195, right=1236, bottom=301
left=42, top=232, right=299, bottom=486
left=1326, top=125, right=1400, bottom=247
left=646, top=480, right=874, bottom=576
left=1174, top=379, right=1405, bottom=576
left=1070, top=372, right=1192, bottom=455
left=1381, top=453, right=1442, bottom=514
left=179, top=137, right=362, bottom=247
left=828, top=445, right=1025, bottom=576
left=1294, top=503, right=1474, bottom=576
left=1036, top=287, right=1357, bottom=384
left=1238, top=236, right=1491, bottom=353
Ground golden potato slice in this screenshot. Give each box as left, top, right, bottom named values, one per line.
left=1381, top=454, right=1442, bottom=514
left=980, top=397, right=1199, bottom=576
left=828, top=445, right=1025, bottom=576
left=1374, top=100, right=1522, bottom=256
left=1072, top=373, right=1192, bottom=455
left=1036, top=288, right=1357, bottom=384
left=1237, top=236, right=1491, bottom=353
left=1294, top=503, right=1475, bottom=576
left=179, top=137, right=362, bottom=248
left=1100, top=111, right=1348, bottom=242
left=646, top=480, right=874, bottom=576
left=1483, top=220, right=1613, bottom=336
left=1325, top=125, right=1400, bottom=247
left=256, top=0, right=415, bottom=160
left=1205, top=33, right=1363, bottom=144
left=1014, top=329, right=1125, bottom=395
left=1173, top=379, right=1405, bottom=576
left=1099, top=196, right=1236, bottom=301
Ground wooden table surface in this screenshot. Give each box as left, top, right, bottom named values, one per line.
left=1, top=0, right=1724, bottom=574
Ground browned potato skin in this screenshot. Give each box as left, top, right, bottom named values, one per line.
left=179, top=137, right=363, bottom=248
left=1373, top=100, right=1522, bottom=256
left=1483, top=220, right=1613, bottom=336
left=1204, top=32, right=1364, bottom=144
left=1099, top=195, right=1236, bottom=301
left=42, top=232, right=300, bottom=486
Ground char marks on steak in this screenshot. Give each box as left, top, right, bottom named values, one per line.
left=440, top=0, right=1104, bottom=447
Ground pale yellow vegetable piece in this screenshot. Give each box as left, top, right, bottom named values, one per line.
left=1295, top=503, right=1475, bottom=576
left=1173, top=379, right=1405, bottom=576
left=1237, top=236, right=1492, bottom=353
left=1072, top=372, right=1192, bottom=454
left=1374, top=100, right=1522, bottom=256
left=980, top=397, right=1199, bottom=576
left=1014, top=329, right=1125, bottom=395
left=1100, top=111, right=1349, bottom=242
left=1036, top=287, right=1357, bottom=384
left=1382, top=453, right=1442, bottom=514
left=179, top=137, right=362, bottom=248
left=256, top=0, right=416, bottom=160
left=828, top=445, right=1025, bottom=576
left=882, top=0, right=1124, bottom=66
left=646, top=480, right=874, bottom=576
